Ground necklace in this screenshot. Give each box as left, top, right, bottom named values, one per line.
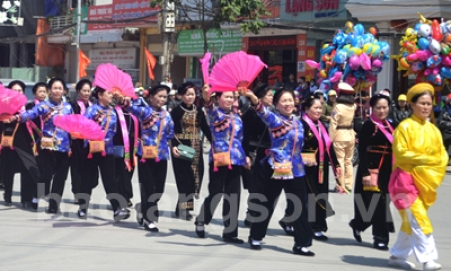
left=180, top=103, right=197, bottom=113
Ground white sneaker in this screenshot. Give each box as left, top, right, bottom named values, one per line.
left=424, top=261, right=441, bottom=271
left=388, top=256, right=415, bottom=269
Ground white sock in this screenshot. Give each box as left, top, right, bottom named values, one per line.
left=301, top=247, right=310, bottom=253
left=32, top=198, right=38, bottom=203
left=314, top=232, right=323, bottom=237
left=250, top=239, right=261, bottom=246
left=196, top=225, right=205, bottom=231
left=147, top=222, right=157, bottom=229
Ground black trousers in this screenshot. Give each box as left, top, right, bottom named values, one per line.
left=39, top=149, right=70, bottom=210
left=172, top=155, right=195, bottom=211
left=70, top=145, right=83, bottom=198
left=350, top=187, right=394, bottom=244
left=250, top=171, right=313, bottom=248
left=138, top=159, right=167, bottom=223
left=2, top=148, right=39, bottom=203
left=195, top=164, right=242, bottom=238
left=78, top=153, right=123, bottom=212
left=247, top=153, right=293, bottom=223
left=115, top=158, right=134, bottom=202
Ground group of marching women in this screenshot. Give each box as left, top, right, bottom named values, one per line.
left=0, top=74, right=447, bottom=268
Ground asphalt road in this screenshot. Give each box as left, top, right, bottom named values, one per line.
left=1, top=159, right=450, bottom=271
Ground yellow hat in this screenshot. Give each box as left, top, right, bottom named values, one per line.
left=407, top=82, right=434, bottom=102
left=328, top=90, right=337, bottom=96
left=338, top=82, right=354, bottom=95
left=398, top=94, right=407, bottom=101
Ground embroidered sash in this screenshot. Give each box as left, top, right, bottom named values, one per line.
left=115, top=105, right=132, bottom=171
left=302, top=114, right=334, bottom=184
left=370, top=114, right=394, bottom=144
left=77, top=100, right=92, bottom=115
left=130, top=113, right=139, bottom=167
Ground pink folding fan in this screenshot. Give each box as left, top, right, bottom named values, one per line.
left=0, top=85, right=28, bottom=120
left=93, top=63, right=137, bottom=98
left=209, top=51, right=267, bottom=92
left=199, top=52, right=212, bottom=85
left=54, top=114, right=106, bottom=140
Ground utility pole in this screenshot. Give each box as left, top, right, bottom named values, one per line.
left=76, top=0, right=81, bottom=82
left=159, top=1, right=175, bottom=83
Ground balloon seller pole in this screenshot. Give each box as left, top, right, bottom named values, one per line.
left=358, top=81, right=363, bottom=118
left=76, top=0, right=81, bottom=82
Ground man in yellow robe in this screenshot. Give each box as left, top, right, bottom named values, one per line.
left=389, top=83, right=448, bottom=271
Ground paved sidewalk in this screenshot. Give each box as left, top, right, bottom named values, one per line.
left=0, top=162, right=450, bottom=271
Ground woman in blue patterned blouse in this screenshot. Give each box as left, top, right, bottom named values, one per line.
left=243, top=88, right=315, bottom=256
left=194, top=85, right=251, bottom=244
left=126, top=85, right=174, bottom=232
left=77, top=87, right=131, bottom=222
left=13, top=78, right=73, bottom=214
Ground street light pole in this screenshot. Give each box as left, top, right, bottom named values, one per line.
left=160, top=1, right=175, bottom=83
left=76, top=0, right=81, bottom=82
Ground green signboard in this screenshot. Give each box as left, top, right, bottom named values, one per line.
left=73, top=6, right=89, bottom=36
left=177, top=29, right=242, bottom=56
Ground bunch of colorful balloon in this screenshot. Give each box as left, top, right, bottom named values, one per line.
left=394, top=13, right=451, bottom=91
left=306, top=22, right=390, bottom=93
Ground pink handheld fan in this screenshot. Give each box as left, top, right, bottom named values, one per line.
left=199, top=52, right=212, bottom=85
left=93, top=63, right=136, bottom=98
left=0, top=85, right=28, bottom=119
left=209, top=51, right=267, bottom=92
left=54, top=115, right=106, bottom=140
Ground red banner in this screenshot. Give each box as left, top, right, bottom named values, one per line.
left=248, top=36, right=297, bottom=50
left=88, top=5, right=114, bottom=31
left=305, top=46, right=316, bottom=81
left=112, top=0, right=159, bottom=27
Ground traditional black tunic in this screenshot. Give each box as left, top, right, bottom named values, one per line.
left=0, top=115, right=40, bottom=204
left=70, top=101, right=90, bottom=199
left=170, top=101, right=211, bottom=211
left=241, top=105, right=271, bottom=220
left=301, top=118, right=338, bottom=232
left=350, top=119, right=395, bottom=245
left=112, top=107, right=137, bottom=204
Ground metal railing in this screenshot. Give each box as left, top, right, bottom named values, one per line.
left=49, top=15, right=74, bottom=29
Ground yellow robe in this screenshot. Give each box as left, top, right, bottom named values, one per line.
left=392, top=115, right=448, bottom=235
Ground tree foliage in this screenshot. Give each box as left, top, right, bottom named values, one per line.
left=150, top=0, right=269, bottom=34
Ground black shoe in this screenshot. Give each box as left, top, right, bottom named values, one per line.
left=185, top=210, right=193, bottom=220
left=31, top=202, right=38, bottom=211
left=114, top=208, right=131, bottom=222
left=293, top=246, right=315, bottom=256
left=3, top=194, right=11, bottom=206
left=77, top=209, right=87, bottom=219
left=144, top=221, right=159, bottom=232
left=22, top=201, right=32, bottom=209
left=45, top=208, right=58, bottom=214
left=248, top=237, right=262, bottom=250
left=349, top=221, right=362, bottom=243
left=195, top=223, right=205, bottom=238
left=313, top=232, right=328, bottom=241
left=175, top=208, right=193, bottom=221
left=222, top=236, right=244, bottom=244
left=279, top=220, right=294, bottom=236
left=135, top=203, right=143, bottom=226
left=373, top=242, right=389, bottom=251
left=127, top=201, right=133, bottom=208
